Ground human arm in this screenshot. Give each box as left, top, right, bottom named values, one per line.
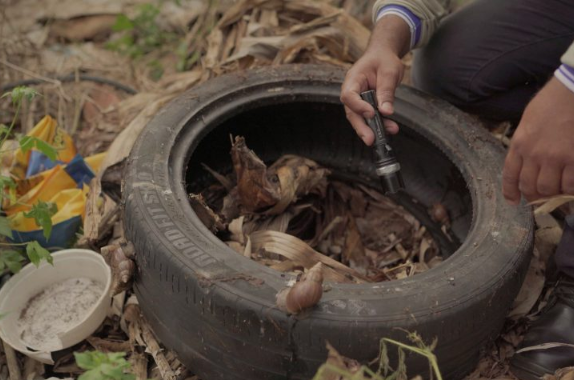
left=502, top=44, right=574, bottom=203
left=340, top=0, right=450, bottom=145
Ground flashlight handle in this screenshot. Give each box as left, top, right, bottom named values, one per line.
left=360, top=90, right=396, bottom=166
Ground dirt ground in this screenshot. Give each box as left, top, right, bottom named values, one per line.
left=0, top=0, right=571, bottom=379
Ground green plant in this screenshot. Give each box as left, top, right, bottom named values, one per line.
left=312, top=332, right=442, bottom=380
left=106, top=3, right=177, bottom=60
left=75, top=351, right=135, bottom=380
left=0, top=86, right=57, bottom=273
left=24, top=200, right=58, bottom=240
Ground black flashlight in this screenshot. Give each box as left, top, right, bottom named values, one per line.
left=360, top=90, right=405, bottom=194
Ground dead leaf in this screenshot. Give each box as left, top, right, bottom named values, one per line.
left=266, top=155, right=330, bottom=215
left=419, top=238, right=431, bottom=260
left=517, top=342, right=574, bottom=354
left=318, top=342, right=361, bottom=380
left=83, top=84, right=122, bottom=123
left=87, top=336, right=132, bottom=352
left=226, top=241, right=244, bottom=254
left=231, top=136, right=281, bottom=211
left=250, top=230, right=368, bottom=283
left=229, top=216, right=245, bottom=243
left=532, top=195, right=574, bottom=215
left=189, top=193, right=225, bottom=232
left=244, top=236, right=252, bottom=258
left=508, top=248, right=545, bottom=319
left=221, top=188, right=241, bottom=221
left=544, top=367, right=574, bottom=380
left=50, top=14, right=117, bottom=41
left=98, top=94, right=174, bottom=181
left=343, top=214, right=367, bottom=269
left=201, top=163, right=234, bottom=191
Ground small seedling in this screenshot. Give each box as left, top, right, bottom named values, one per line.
left=106, top=4, right=177, bottom=60
left=75, top=351, right=135, bottom=380
left=312, top=331, right=442, bottom=380
left=24, top=201, right=58, bottom=240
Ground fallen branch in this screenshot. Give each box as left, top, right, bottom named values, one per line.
left=124, top=304, right=177, bottom=380
left=129, top=352, right=149, bottom=380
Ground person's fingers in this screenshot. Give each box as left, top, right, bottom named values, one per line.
left=518, top=159, right=541, bottom=202
left=561, top=165, right=574, bottom=194
left=345, top=106, right=374, bottom=145
left=502, top=149, right=523, bottom=205
left=383, top=119, right=399, bottom=134
left=341, top=72, right=375, bottom=118
left=376, top=65, right=402, bottom=116
left=536, top=164, right=563, bottom=197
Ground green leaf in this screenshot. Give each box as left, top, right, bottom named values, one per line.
left=76, top=351, right=134, bottom=380
left=24, top=201, right=57, bottom=240
left=0, top=175, right=16, bottom=190
left=18, top=136, right=58, bottom=161
left=75, top=351, right=100, bottom=370
left=100, top=363, right=125, bottom=379
left=2, top=86, right=39, bottom=106
left=0, top=250, right=25, bottom=273
left=26, top=241, right=52, bottom=267
left=0, top=175, right=16, bottom=206
left=112, top=14, right=134, bottom=32
left=18, top=135, right=34, bottom=153
left=79, top=370, right=104, bottom=380
left=33, top=138, right=58, bottom=161
left=0, top=124, right=10, bottom=139
left=0, top=216, right=13, bottom=239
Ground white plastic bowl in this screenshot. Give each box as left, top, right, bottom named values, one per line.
left=0, top=249, right=112, bottom=364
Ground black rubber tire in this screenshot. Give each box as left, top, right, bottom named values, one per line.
left=123, top=64, right=534, bottom=380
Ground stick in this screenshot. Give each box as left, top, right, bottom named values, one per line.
left=139, top=318, right=177, bottom=380
left=2, top=340, right=21, bottom=380
left=129, top=352, right=148, bottom=380
left=125, top=305, right=176, bottom=380
left=22, top=356, right=44, bottom=380
left=0, top=59, right=61, bottom=86
left=0, top=59, right=72, bottom=101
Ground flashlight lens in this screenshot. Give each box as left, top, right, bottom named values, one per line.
left=380, top=172, right=405, bottom=195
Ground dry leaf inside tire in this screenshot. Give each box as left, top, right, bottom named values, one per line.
left=266, top=155, right=330, bottom=215
left=231, top=136, right=281, bottom=211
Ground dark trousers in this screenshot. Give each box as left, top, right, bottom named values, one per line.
left=412, top=0, right=574, bottom=122
left=411, top=0, right=574, bottom=277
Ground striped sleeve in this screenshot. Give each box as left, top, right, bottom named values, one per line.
left=555, top=64, right=574, bottom=93
left=375, top=5, right=422, bottom=49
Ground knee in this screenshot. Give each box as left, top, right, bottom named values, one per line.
left=411, top=27, right=476, bottom=108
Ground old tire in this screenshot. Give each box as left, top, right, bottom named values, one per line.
left=123, top=64, right=533, bottom=380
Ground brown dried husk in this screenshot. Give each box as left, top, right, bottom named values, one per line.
left=194, top=136, right=443, bottom=284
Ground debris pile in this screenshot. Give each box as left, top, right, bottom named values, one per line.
left=196, top=136, right=443, bottom=284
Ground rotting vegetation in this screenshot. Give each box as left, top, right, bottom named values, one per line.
left=193, top=136, right=447, bottom=285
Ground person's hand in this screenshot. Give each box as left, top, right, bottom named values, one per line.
left=340, top=47, right=403, bottom=145
left=340, top=14, right=411, bottom=146
left=503, top=77, right=574, bottom=204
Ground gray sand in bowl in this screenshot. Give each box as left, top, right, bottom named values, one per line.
left=18, top=277, right=104, bottom=351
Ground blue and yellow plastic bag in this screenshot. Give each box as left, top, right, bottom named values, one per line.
left=3, top=115, right=105, bottom=248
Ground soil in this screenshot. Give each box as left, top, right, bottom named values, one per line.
left=17, top=277, right=104, bottom=351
